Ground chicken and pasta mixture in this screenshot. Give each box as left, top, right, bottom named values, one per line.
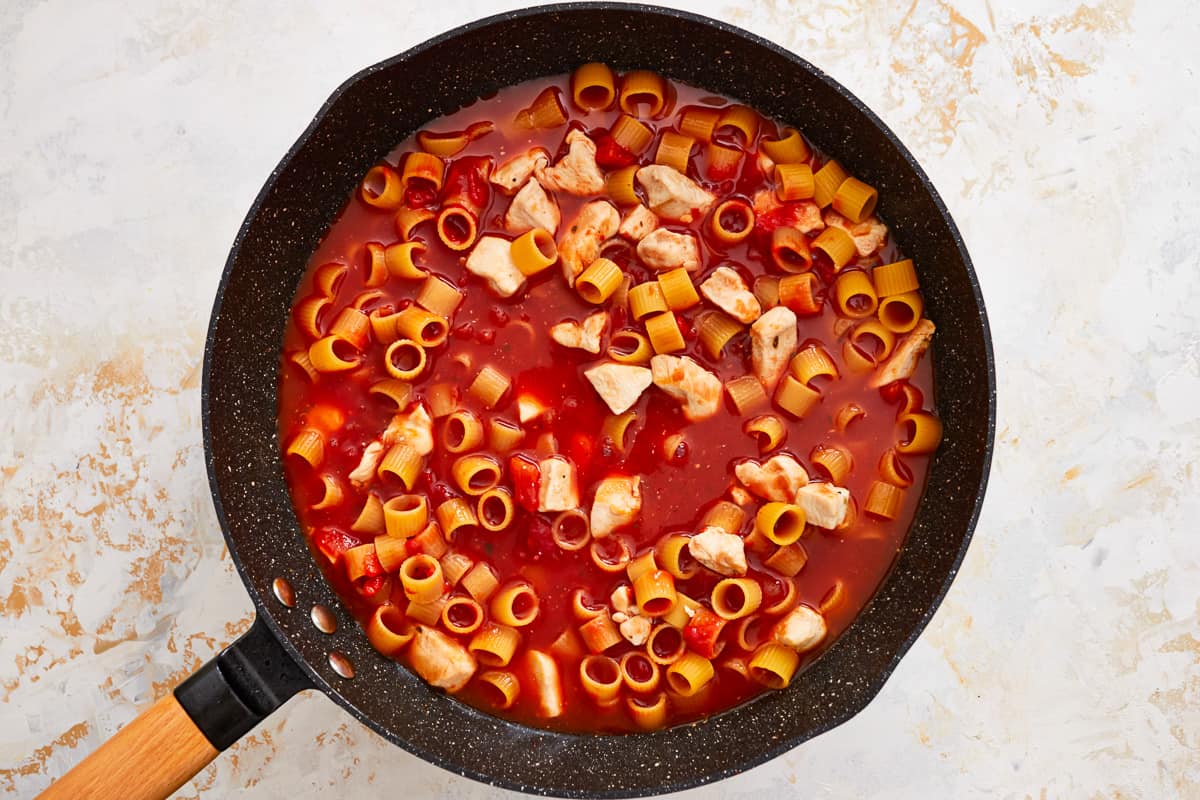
left=278, top=65, right=940, bottom=733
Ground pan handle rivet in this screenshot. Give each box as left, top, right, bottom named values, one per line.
left=311, top=604, right=337, bottom=634
left=329, top=650, right=355, bottom=679
left=272, top=577, right=296, bottom=608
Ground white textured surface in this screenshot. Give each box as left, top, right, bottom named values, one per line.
left=3, top=0, right=1199, bottom=797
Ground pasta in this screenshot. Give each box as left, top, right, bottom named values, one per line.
left=873, top=259, right=920, bottom=296
left=383, top=339, right=426, bottom=380
left=441, top=596, right=485, bottom=636
left=629, top=281, right=669, bottom=320
left=309, top=335, right=360, bottom=372
left=812, top=226, right=858, bottom=271
left=398, top=554, right=444, bottom=604
left=516, top=87, right=568, bottom=129
left=461, top=562, right=501, bottom=602
left=632, top=569, right=677, bottom=617
left=511, top=228, right=559, bottom=277
left=755, top=502, right=807, bottom=545
left=477, top=488, right=515, bottom=532
left=812, top=159, right=848, bottom=208
left=656, top=534, right=700, bottom=580
left=715, top=104, right=759, bottom=144
left=611, top=114, right=655, bottom=154
left=435, top=498, right=479, bottom=540
left=864, top=481, right=904, bottom=520
left=382, top=494, right=428, bottom=539
left=607, top=330, right=652, bottom=364
left=774, top=163, right=815, bottom=202
left=696, top=311, right=743, bottom=359
left=468, top=365, right=511, bottom=408
left=748, top=643, right=800, bottom=689
left=384, top=241, right=427, bottom=280
left=832, top=177, right=878, bottom=223
left=605, top=165, right=640, bottom=206
left=833, top=270, right=879, bottom=318
left=443, top=410, right=484, bottom=454
left=571, top=62, right=616, bottom=110
left=743, top=414, right=787, bottom=453
left=377, top=443, right=421, bottom=489
left=451, top=454, right=502, bottom=496
left=709, top=199, right=755, bottom=245
left=770, top=227, right=812, bottom=273
left=644, top=311, right=686, bottom=354
left=360, top=164, right=404, bottom=210
left=774, top=375, right=822, bottom=419
left=657, top=268, right=700, bottom=310
left=678, top=106, right=720, bottom=141
left=470, top=623, right=521, bottom=667
left=760, top=128, right=811, bottom=164
left=878, top=291, right=924, bottom=334
left=897, top=413, right=943, bottom=455
left=577, top=258, right=623, bottom=304
left=551, top=509, right=591, bottom=551
left=619, top=70, right=668, bottom=117
left=725, top=375, right=769, bottom=416
left=666, top=652, right=715, bottom=696
left=710, top=578, right=763, bottom=620
left=790, top=344, right=839, bottom=386
left=416, top=120, right=494, bottom=158
left=580, top=655, right=623, bottom=703
left=285, top=428, right=323, bottom=468
left=394, top=306, right=449, bottom=347
left=477, top=670, right=520, bottom=709
left=416, top=276, right=464, bottom=319
left=655, top=131, right=695, bottom=173
left=490, top=582, right=540, bottom=627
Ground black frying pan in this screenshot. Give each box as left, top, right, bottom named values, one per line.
left=41, top=5, right=995, bottom=798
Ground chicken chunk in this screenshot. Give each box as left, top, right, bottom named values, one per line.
left=773, top=605, right=827, bottom=652
left=752, top=191, right=825, bottom=234
left=734, top=454, right=809, bottom=503
left=348, top=441, right=384, bottom=489
left=869, top=318, right=935, bottom=388
left=824, top=209, right=888, bottom=257
left=619, top=614, right=652, bottom=646
left=590, top=475, right=642, bottom=538
left=465, top=235, right=526, bottom=298
left=491, top=147, right=550, bottom=195
left=517, top=393, right=548, bottom=424
left=611, top=585, right=635, bottom=614
left=636, top=164, right=716, bottom=222
left=549, top=310, right=608, bottom=354
left=538, top=456, right=579, bottom=512
left=584, top=362, right=653, bottom=414
left=687, top=527, right=748, bottom=577
left=636, top=228, right=701, bottom=272
left=650, top=355, right=722, bottom=422
left=383, top=403, right=434, bottom=455
left=505, top=178, right=560, bottom=235
left=795, top=482, right=851, bottom=529
left=750, top=306, right=797, bottom=392
left=558, top=200, right=620, bottom=285
left=409, top=625, right=476, bottom=692
left=526, top=650, right=564, bottom=718
left=536, top=129, right=606, bottom=196
left=700, top=266, right=762, bottom=323
left=618, top=204, right=659, bottom=242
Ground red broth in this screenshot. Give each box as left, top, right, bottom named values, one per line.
left=277, top=70, right=939, bottom=733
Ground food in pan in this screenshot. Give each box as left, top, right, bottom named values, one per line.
left=278, top=64, right=940, bottom=733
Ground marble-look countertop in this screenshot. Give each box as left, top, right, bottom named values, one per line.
left=3, top=0, right=1198, bottom=797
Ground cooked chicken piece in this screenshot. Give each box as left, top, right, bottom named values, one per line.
left=773, top=604, right=827, bottom=652
left=729, top=485, right=753, bottom=506
left=590, top=475, right=642, bottom=538
left=549, top=310, right=608, bottom=354
left=584, top=362, right=653, bottom=414
left=650, top=355, right=722, bottom=422
left=824, top=209, right=888, bottom=256
left=536, top=129, right=606, bottom=196
left=383, top=403, right=434, bottom=455
left=619, top=614, right=652, bottom=646
left=795, top=482, right=851, bottom=529
left=734, top=454, right=809, bottom=503
left=869, top=318, right=935, bottom=388
left=517, top=393, right=548, bottom=424
left=526, top=650, right=564, bottom=718
left=505, top=178, right=560, bottom=235
left=700, top=266, right=761, bottom=323
left=348, top=441, right=384, bottom=489
left=636, top=228, right=701, bottom=272
left=752, top=190, right=824, bottom=234
left=610, top=585, right=635, bottom=614
left=465, top=235, right=526, bottom=298
left=636, top=164, right=716, bottom=222
left=559, top=200, right=620, bottom=285
left=750, top=306, right=797, bottom=393
left=491, top=147, right=550, bottom=195
left=687, top=527, right=747, bottom=577
left=618, top=204, right=659, bottom=242
left=537, top=456, right=579, bottom=512
left=409, top=625, right=476, bottom=692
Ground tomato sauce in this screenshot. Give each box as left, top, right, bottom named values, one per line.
left=278, top=72, right=936, bottom=733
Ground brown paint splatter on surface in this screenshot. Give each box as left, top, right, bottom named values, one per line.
left=1062, top=465, right=1083, bottom=482
left=0, top=721, right=90, bottom=790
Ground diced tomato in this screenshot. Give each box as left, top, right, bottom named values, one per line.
left=312, top=528, right=360, bottom=565
left=594, top=133, right=637, bottom=169
left=306, top=403, right=346, bottom=434
left=442, top=156, right=491, bottom=210
left=357, top=574, right=387, bottom=599
left=361, top=552, right=384, bottom=579
left=510, top=455, right=542, bottom=512
left=676, top=313, right=695, bottom=340
left=683, top=609, right=728, bottom=659
left=706, top=158, right=740, bottom=182
left=404, top=180, right=438, bottom=209
left=879, top=381, right=905, bottom=404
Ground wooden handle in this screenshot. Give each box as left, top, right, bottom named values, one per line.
left=38, top=693, right=218, bottom=800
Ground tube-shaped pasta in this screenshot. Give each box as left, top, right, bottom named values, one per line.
left=864, top=480, right=904, bottom=519
left=416, top=120, right=494, bottom=158
left=285, top=428, right=324, bottom=468
left=743, top=414, right=787, bottom=453
left=626, top=692, right=669, bottom=730
left=515, top=87, right=568, bottom=129
left=644, top=311, right=685, bottom=354
left=377, top=443, right=421, bottom=489
left=365, top=605, right=414, bottom=655
left=878, top=291, right=924, bottom=334
left=309, top=336, right=360, bottom=373
left=367, top=308, right=402, bottom=346
left=383, top=339, right=426, bottom=381
left=579, top=655, right=623, bottom=704
left=656, top=534, right=700, bottom=580
left=702, top=501, right=746, bottom=534
left=477, top=670, right=520, bottom=709
left=774, top=374, right=821, bottom=419
left=351, top=288, right=385, bottom=311
left=755, top=502, right=807, bottom=546
left=606, top=165, right=640, bottom=206
left=399, top=554, right=444, bottom=604
left=633, top=569, right=677, bottom=617
left=435, top=498, right=479, bottom=541
left=812, top=226, right=858, bottom=271
left=393, top=307, right=449, bottom=347
left=842, top=339, right=876, bottom=374
left=666, top=652, right=715, bottom=696
left=619, top=70, right=668, bottom=117
left=678, top=106, right=720, bottom=142
left=766, top=576, right=802, bottom=615
left=705, top=142, right=742, bottom=179
left=832, top=177, right=878, bottom=223
left=590, top=535, right=633, bottom=573
left=426, top=383, right=458, bottom=418
left=549, top=626, right=585, bottom=661
left=655, top=131, right=695, bottom=173
left=834, top=270, right=879, bottom=318
left=416, top=276, right=464, bottom=319
left=620, top=651, right=661, bottom=693
left=468, top=366, right=510, bottom=409
left=469, top=622, right=521, bottom=667
left=732, top=614, right=770, bottom=652
left=490, top=582, right=539, bottom=627
left=753, top=275, right=780, bottom=310
left=578, top=613, right=622, bottom=653
left=711, top=578, right=763, bottom=620
left=657, top=268, right=700, bottom=311
left=572, top=588, right=607, bottom=621
left=404, top=594, right=448, bottom=625
left=328, top=308, right=370, bottom=348
left=629, top=281, right=669, bottom=320
left=440, top=551, right=474, bottom=586
left=436, top=206, right=478, bottom=252
left=461, top=562, right=500, bottom=603
left=477, top=488, right=515, bottom=532
left=577, top=258, right=623, bottom=304
left=367, top=379, right=411, bottom=412
left=819, top=580, right=847, bottom=614
left=443, top=410, right=484, bottom=454
left=361, top=242, right=388, bottom=289
left=626, top=551, right=658, bottom=583
left=813, top=160, right=849, bottom=208
left=709, top=199, right=755, bottom=245
left=725, top=375, right=769, bottom=415
left=760, top=128, right=811, bottom=164
left=441, top=595, right=484, bottom=636
left=400, top=151, right=445, bottom=193
left=572, top=62, right=616, bottom=110
left=384, top=241, right=427, bottom=280
left=810, top=444, right=853, bottom=484
left=715, top=104, right=759, bottom=145
left=778, top=273, right=821, bottom=316
left=873, top=259, right=920, bottom=297
left=790, top=344, right=839, bottom=385
left=292, top=295, right=329, bottom=340
left=897, top=412, right=943, bottom=454
left=353, top=494, right=385, bottom=535
left=395, top=206, right=435, bottom=241
left=749, top=642, right=800, bottom=689
left=597, top=413, right=636, bottom=457
left=763, top=543, right=808, bottom=578
left=409, top=522, right=448, bottom=560
left=850, top=320, right=896, bottom=363
left=664, top=594, right=702, bottom=631
left=879, top=448, right=914, bottom=488
left=451, top=454, right=501, bottom=496
left=610, top=114, right=654, bottom=154
left=645, top=623, right=686, bottom=665
left=382, top=494, right=428, bottom=539
left=835, top=402, right=866, bottom=432
left=486, top=418, right=524, bottom=453
left=607, top=330, right=652, bottom=364
left=311, top=475, right=343, bottom=513
left=770, top=226, right=812, bottom=273
left=360, top=164, right=405, bottom=210
left=774, top=163, right=815, bottom=202
left=511, top=228, right=558, bottom=277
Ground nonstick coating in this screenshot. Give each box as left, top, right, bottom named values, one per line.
left=202, top=4, right=995, bottom=796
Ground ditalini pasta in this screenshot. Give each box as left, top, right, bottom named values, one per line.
left=278, top=67, right=940, bottom=734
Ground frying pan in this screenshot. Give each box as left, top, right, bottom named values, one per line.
left=41, top=4, right=995, bottom=798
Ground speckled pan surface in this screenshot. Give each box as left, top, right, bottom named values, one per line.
left=202, top=3, right=995, bottom=796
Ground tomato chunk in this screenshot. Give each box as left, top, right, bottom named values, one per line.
left=510, top=455, right=542, bottom=512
